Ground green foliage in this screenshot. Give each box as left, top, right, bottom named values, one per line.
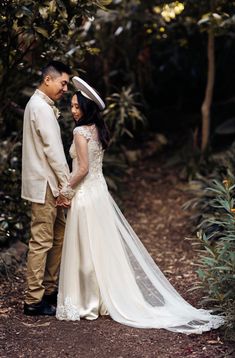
left=82, top=0, right=235, bottom=153
left=191, top=178, right=235, bottom=336
left=103, top=86, right=146, bottom=145
left=0, top=138, right=30, bottom=247
left=184, top=141, right=235, bottom=230
left=184, top=141, right=235, bottom=335
left=1, top=0, right=235, bottom=145
left=0, top=0, right=111, bottom=136
left=101, top=86, right=146, bottom=190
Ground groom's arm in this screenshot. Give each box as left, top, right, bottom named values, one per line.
left=33, top=105, right=70, bottom=187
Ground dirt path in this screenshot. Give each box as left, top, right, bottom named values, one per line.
left=0, top=157, right=234, bottom=358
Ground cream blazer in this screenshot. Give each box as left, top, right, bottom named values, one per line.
left=21, top=89, right=70, bottom=203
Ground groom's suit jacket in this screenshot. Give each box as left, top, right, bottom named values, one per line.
left=21, top=89, right=70, bottom=203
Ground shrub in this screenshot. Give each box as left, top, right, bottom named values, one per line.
left=0, top=138, right=31, bottom=247
left=189, top=178, right=235, bottom=338
left=184, top=141, right=235, bottom=232
left=103, top=86, right=146, bottom=145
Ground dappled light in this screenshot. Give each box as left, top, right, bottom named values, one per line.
left=153, top=2, right=185, bottom=22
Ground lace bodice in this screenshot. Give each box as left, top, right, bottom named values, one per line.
left=69, top=125, right=106, bottom=192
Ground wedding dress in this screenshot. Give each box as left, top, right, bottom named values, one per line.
left=56, top=124, right=224, bottom=334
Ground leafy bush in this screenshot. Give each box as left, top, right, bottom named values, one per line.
left=102, top=86, right=146, bottom=190
left=0, top=138, right=31, bottom=247
left=188, top=177, right=235, bottom=338
left=103, top=86, right=146, bottom=145
left=184, top=143, right=235, bottom=337
left=184, top=141, right=235, bottom=231
left=0, top=0, right=112, bottom=138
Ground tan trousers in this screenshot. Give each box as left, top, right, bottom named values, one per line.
left=25, top=185, right=65, bottom=304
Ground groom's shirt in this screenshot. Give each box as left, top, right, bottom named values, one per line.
left=21, top=89, right=70, bottom=203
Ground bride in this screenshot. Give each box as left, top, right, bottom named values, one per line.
left=56, top=76, right=224, bottom=334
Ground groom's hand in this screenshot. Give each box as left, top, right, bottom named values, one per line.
left=56, top=194, right=71, bottom=208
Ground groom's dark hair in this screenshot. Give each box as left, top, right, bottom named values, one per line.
left=41, top=61, right=72, bottom=82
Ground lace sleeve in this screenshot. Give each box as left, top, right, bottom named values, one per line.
left=73, top=126, right=92, bottom=141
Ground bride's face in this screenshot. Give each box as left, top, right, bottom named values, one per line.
left=71, top=94, right=83, bottom=122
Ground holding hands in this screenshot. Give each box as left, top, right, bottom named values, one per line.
left=56, top=194, right=71, bottom=208
left=56, top=182, right=75, bottom=208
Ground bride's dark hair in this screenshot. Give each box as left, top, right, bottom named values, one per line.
left=73, top=91, right=110, bottom=150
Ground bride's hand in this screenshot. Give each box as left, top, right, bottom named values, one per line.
left=56, top=194, right=71, bottom=208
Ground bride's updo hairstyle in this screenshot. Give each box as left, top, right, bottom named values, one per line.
left=74, top=91, right=110, bottom=150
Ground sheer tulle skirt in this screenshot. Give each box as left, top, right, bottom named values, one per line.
left=56, top=179, right=224, bottom=334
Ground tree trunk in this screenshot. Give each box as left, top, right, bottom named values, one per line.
left=201, top=28, right=215, bottom=152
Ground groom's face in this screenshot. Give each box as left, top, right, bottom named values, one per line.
left=44, top=72, right=69, bottom=101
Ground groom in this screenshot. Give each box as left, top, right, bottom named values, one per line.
left=21, top=61, right=72, bottom=316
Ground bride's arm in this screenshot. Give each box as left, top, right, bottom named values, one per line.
left=58, top=131, right=89, bottom=201
left=68, top=133, right=89, bottom=188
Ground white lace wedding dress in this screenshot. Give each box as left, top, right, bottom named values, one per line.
left=56, top=125, right=224, bottom=334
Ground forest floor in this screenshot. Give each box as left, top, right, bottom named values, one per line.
left=0, top=155, right=234, bottom=358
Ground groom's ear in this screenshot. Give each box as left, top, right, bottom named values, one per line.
left=44, top=75, right=52, bottom=86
